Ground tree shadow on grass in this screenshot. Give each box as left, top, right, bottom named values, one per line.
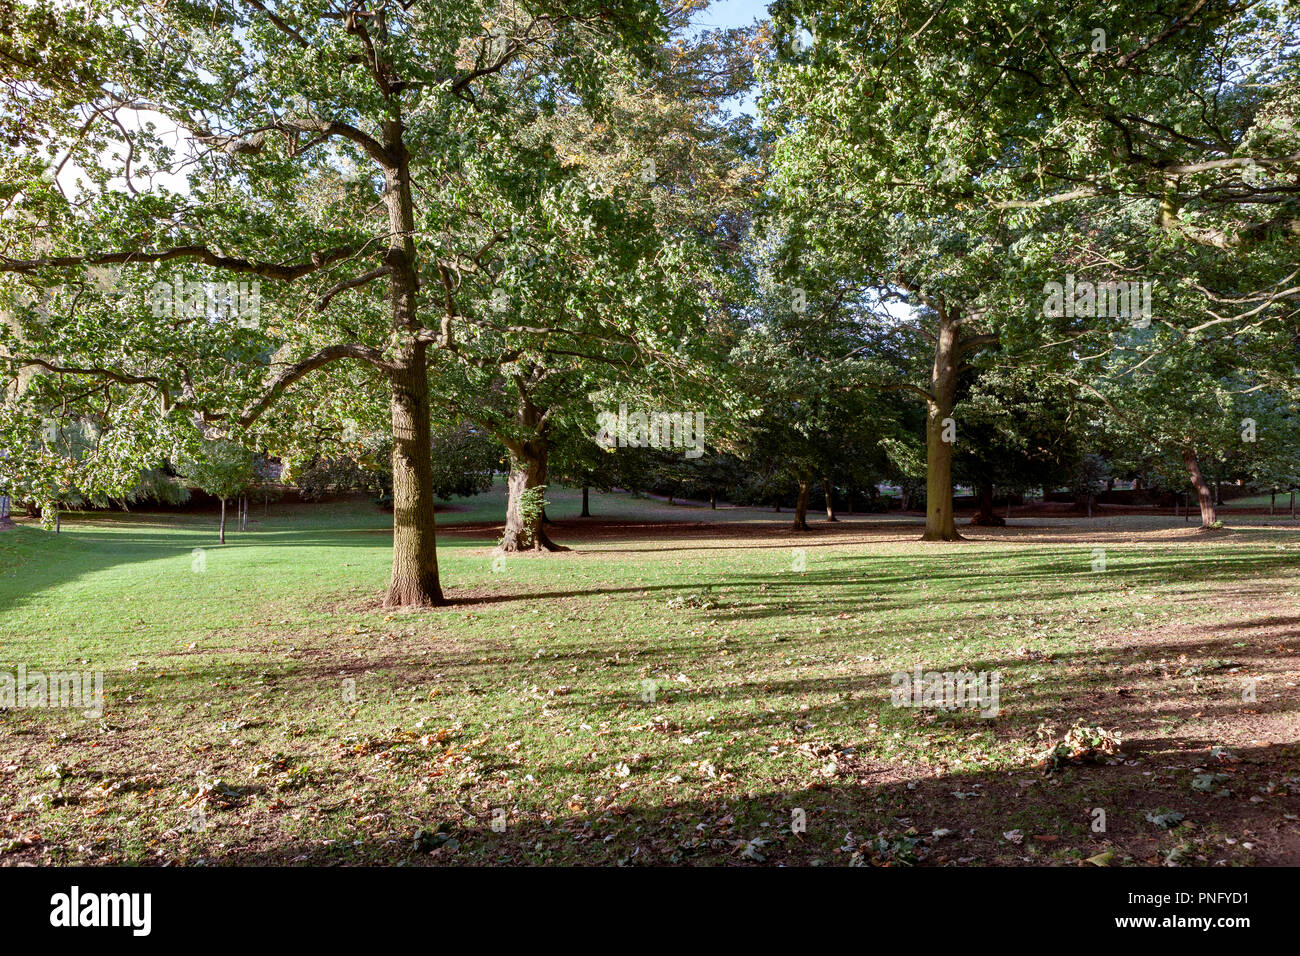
left=183, top=730, right=1300, bottom=866
left=6, top=588, right=1297, bottom=867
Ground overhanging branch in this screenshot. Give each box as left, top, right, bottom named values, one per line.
left=1, top=244, right=360, bottom=282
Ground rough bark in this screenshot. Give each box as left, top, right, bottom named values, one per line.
left=386, top=351, right=443, bottom=606
left=499, top=443, right=566, bottom=552
left=580, top=484, right=591, bottom=518
left=922, top=309, right=962, bottom=541
left=1182, top=447, right=1218, bottom=530
left=822, top=477, right=837, bottom=521
left=791, top=479, right=811, bottom=531
left=380, top=113, right=445, bottom=607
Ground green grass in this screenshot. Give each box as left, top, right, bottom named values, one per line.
left=1222, top=493, right=1299, bottom=510
left=2, top=488, right=1299, bottom=866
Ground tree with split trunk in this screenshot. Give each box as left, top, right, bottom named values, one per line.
left=444, top=366, right=607, bottom=553
left=492, top=368, right=564, bottom=552
left=0, top=0, right=674, bottom=606
left=426, top=5, right=752, bottom=553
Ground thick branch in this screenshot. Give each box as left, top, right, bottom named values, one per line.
left=234, top=344, right=393, bottom=427
left=1, top=244, right=360, bottom=281
left=315, top=266, right=391, bottom=311
left=239, top=0, right=310, bottom=48
left=957, top=333, right=1000, bottom=357
left=880, top=381, right=935, bottom=405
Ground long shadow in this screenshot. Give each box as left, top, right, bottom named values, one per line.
left=7, top=571, right=1298, bottom=866
left=6, top=499, right=1296, bottom=605
left=137, top=733, right=1300, bottom=866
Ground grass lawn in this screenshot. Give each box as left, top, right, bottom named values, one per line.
left=2, top=486, right=1298, bottom=866
left=1223, top=493, right=1299, bottom=511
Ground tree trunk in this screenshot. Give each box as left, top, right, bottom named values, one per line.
left=823, top=477, right=837, bottom=521
left=386, top=353, right=444, bottom=607
left=580, top=484, right=591, bottom=518
left=791, top=479, right=811, bottom=531
left=1270, top=490, right=1275, bottom=516
left=1182, top=447, right=1218, bottom=530
left=500, top=443, right=565, bottom=552
left=219, top=498, right=226, bottom=545
left=376, top=113, right=445, bottom=608
left=709, top=490, right=717, bottom=510
left=1291, top=491, right=1295, bottom=519
left=922, top=310, right=962, bottom=541
left=970, top=481, right=1005, bottom=526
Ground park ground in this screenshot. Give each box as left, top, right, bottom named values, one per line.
left=1, top=488, right=1298, bottom=866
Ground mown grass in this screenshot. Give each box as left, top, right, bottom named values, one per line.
left=2, top=487, right=1298, bottom=866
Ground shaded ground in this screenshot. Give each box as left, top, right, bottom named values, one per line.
left=1, top=490, right=1297, bottom=866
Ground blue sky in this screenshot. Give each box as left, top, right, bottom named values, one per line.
left=689, top=1, right=773, bottom=116
left=691, top=0, right=772, bottom=32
